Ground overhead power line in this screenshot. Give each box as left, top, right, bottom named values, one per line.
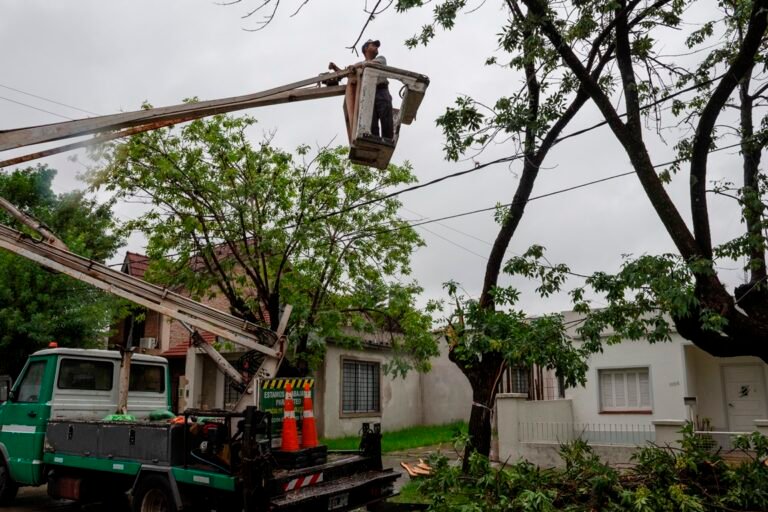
left=0, top=95, right=74, bottom=120
left=0, top=83, right=99, bottom=116
left=345, top=140, right=745, bottom=241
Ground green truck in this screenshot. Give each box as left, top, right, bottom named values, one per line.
left=0, top=348, right=400, bottom=511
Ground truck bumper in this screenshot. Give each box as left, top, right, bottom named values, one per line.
left=269, top=468, right=399, bottom=512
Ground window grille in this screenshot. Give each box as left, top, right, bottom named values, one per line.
left=342, top=359, right=380, bottom=414
left=224, top=374, right=243, bottom=409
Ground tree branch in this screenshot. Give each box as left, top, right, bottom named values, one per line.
left=689, top=0, right=768, bottom=258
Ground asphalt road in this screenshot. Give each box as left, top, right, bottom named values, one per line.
left=11, top=487, right=126, bottom=512
left=10, top=451, right=424, bottom=511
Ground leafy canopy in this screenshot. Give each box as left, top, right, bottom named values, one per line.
left=0, top=165, right=125, bottom=377
left=89, top=112, right=437, bottom=373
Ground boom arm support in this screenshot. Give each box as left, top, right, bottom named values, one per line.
left=0, top=222, right=287, bottom=380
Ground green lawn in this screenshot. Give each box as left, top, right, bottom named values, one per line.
left=321, top=420, right=467, bottom=453
left=390, top=480, right=429, bottom=504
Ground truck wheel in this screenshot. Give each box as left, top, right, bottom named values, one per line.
left=0, top=460, right=18, bottom=506
left=133, top=475, right=176, bottom=512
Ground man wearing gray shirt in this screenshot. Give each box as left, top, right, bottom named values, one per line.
left=329, top=39, right=394, bottom=140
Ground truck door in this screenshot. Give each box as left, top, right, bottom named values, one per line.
left=0, top=358, right=51, bottom=485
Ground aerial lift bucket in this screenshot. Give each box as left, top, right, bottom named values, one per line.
left=345, top=63, right=429, bottom=169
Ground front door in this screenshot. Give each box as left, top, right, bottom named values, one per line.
left=0, top=358, right=51, bottom=485
left=723, top=364, right=768, bottom=432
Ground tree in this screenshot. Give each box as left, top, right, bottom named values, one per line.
left=489, top=0, right=768, bottom=361
left=89, top=112, right=436, bottom=374
left=390, top=0, right=634, bottom=465
left=0, top=165, right=125, bottom=377
left=223, top=0, right=768, bottom=459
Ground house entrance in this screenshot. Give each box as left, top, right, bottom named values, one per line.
left=722, top=364, right=768, bottom=432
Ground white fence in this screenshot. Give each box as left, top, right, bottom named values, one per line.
left=519, top=422, right=655, bottom=446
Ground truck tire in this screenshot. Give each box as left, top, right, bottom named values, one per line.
left=0, top=459, right=18, bottom=506
left=133, top=474, right=176, bottom=512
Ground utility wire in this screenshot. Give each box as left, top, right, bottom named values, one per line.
left=0, top=83, right=99, bottom=116
left=0, top=95, right=74, bottom=120
left=344, top=140, right=745, bottom=241
left=117, top=139, right=744, bottom=265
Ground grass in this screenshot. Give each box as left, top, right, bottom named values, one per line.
left=390, top=480, right=429, bottom=504
left=321, top=420, right=467, bottom=453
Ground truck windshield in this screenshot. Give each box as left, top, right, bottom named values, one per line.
left=16, top=360, right=47, bottom=402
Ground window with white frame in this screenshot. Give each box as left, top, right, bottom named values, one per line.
left=599, top=367, right=651, bottom=412
left=341, top=359, right=380, bottom=415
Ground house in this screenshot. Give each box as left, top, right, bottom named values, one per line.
left=111, top=251, right=472, bottom=437
left=495, top=310, right=768, bottom=466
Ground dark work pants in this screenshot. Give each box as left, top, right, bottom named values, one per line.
left=371, top=87, right=394, bottom=139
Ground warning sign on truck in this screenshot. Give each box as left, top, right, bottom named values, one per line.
left=259, top=378, right=315, bottom=436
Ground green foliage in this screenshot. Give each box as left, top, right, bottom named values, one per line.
left=439, top=246, right=596, bottom=389
left=0, top=165, right=125, bottom=377
left=89, top=113, right=436, bottom=373
left=414, top=428, right=768, bottom=511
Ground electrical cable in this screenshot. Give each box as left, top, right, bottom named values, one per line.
left=0, top=83, right=99, bottom=116
left=342, top=140, right=745, bottom=241
left=0, top=95, right=74, bottom=120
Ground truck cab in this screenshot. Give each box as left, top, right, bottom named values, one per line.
left=0, top=348, right=169, bottom=491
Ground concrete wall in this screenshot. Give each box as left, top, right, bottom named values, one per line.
left=319, top=344, right=422, bottom=438
left=420, top=341, right=472, bottom=426
left=566, top=334, right=688, bottom=425
left=497, top=394, right=574, bottom=462
left=497, top=394, right=644, bottom=467
left=184, top=348, right=226, bottom=410
left=513, top=443, right=639, bottom=468
left=684, top=345, right=768, bottom=430
left=318, top=340, right=472, bottom=439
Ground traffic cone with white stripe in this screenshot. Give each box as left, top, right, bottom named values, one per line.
left=281, top=382, right=299, bottom=451
left=301, top=382, right=318, bottom=448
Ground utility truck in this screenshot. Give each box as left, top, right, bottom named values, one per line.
left=0, top=64, right=430, bottom=511
left=0, top=348, right=397, bottom=511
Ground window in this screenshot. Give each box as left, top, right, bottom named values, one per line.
left=58, top=359, right=113, bottom=391
left=342, top=359, right=380, bottom=415
left=599, top=368, right=651, bottom=412
left=223, top=374, right=243, bottom=409
left=16, top=361, right=47, bottom=402
left=129, top=364, right=165, bottom=393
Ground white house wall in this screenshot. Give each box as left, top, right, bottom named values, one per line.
left=419, top=339, right=472, bottom=426
left=685, top=346, right=768, bottom=430
left=318, top=340, right=472, bottom=439
left=566, top=335, right=688, bottom=425
left=320, top=344, right=423, bottom=438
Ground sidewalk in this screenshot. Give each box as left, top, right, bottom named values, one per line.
left=383, top=442, right=457, bottom=491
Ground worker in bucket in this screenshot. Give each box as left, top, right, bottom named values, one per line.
left=329, top=39, right=394, bottom=140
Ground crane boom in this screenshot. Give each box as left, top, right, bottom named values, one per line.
left=0, top=64, right=430, bottom=409
left=0, top=222, right=285, bottom=380
left=0, top=70, right=350, bottom=152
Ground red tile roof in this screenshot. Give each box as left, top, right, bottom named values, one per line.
left=162, top=331, right=217, bottom=358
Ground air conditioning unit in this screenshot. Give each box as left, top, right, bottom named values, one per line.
left=139, top=337, right=157, bottom=350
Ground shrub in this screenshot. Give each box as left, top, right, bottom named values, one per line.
left=413, top=425, right=768, bottom=511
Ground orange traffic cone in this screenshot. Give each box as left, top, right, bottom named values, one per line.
left=281, top=382, right=300, bottom=452
left=301, top=382, right=318, bottom=448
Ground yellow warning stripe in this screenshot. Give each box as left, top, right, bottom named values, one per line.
left=262, top=378, right=315, bottom=390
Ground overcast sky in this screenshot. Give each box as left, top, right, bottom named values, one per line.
left=0, top=1, right=749, bottom=316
